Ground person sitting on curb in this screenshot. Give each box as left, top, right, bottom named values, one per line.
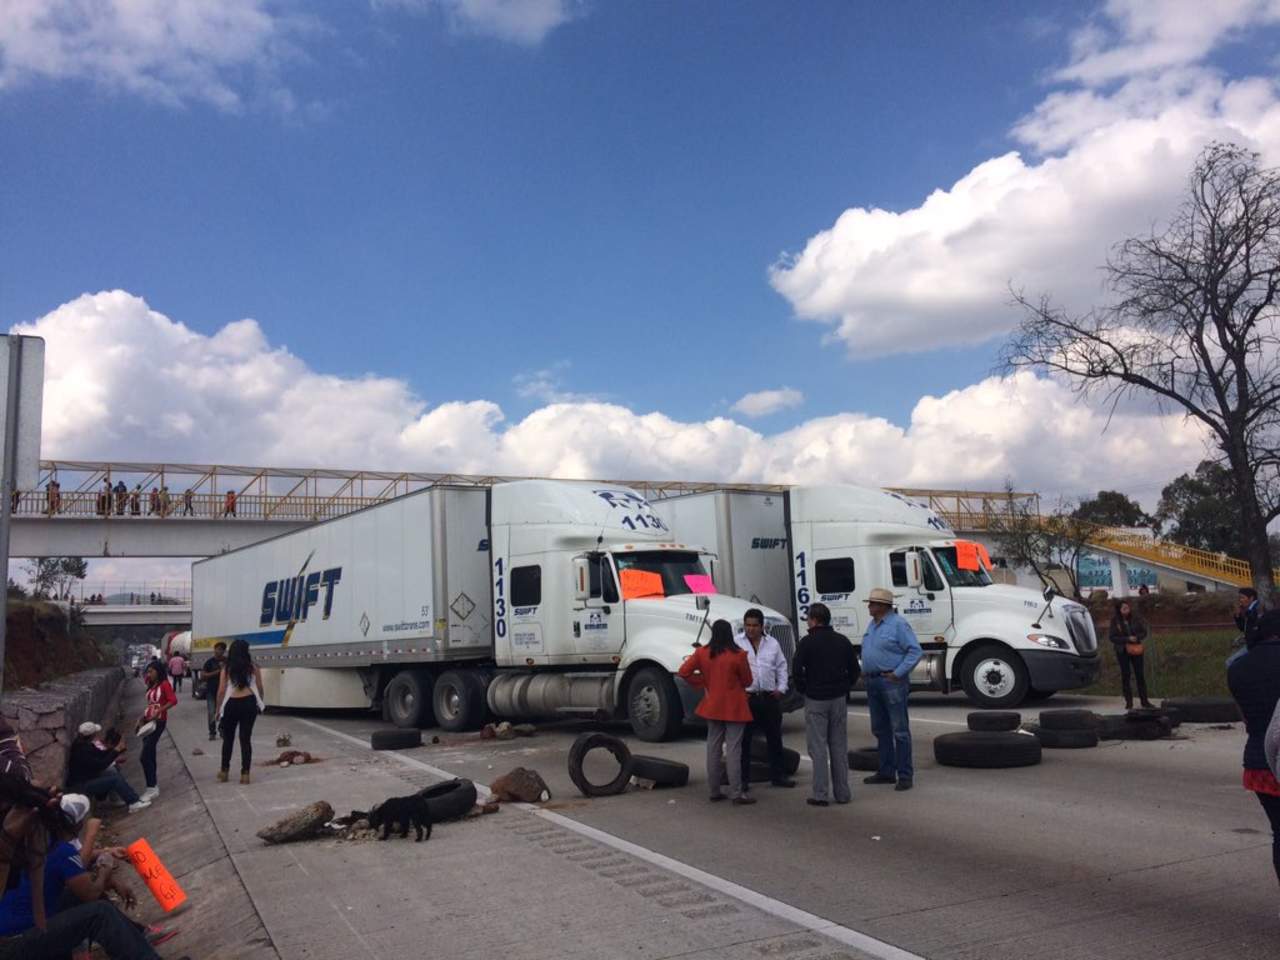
left=66, top=723, right=149, bottom=814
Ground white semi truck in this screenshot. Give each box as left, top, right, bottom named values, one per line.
left=652, top=485, right=1100, bottom=709
left=191, top=480, right=794, bottom=740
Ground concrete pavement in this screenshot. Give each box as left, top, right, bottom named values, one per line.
left=161, top=688, right=895, bottom=960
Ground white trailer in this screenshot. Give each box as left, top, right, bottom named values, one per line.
left=653, top=485, right=1101, bottom=709
left=191, top=480, right=793, bottom=740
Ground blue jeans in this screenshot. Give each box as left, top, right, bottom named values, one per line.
left=0, top=901, right=160, bottom=960
left=71, top=766, right=141, bottom=805
left=866, top=674, right=913, bottom=781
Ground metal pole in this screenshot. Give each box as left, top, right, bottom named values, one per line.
left=0, top=335, right=26, bottom=698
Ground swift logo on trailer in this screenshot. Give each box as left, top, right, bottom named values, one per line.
left=260, top=559, right=342, bottom=630
left=751, top=538, right=787, bottom=549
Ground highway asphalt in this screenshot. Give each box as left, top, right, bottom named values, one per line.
left=168, top=689, right=1277, bottom=960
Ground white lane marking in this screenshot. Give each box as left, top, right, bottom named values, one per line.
left=299, top=718, right=927, bottom=960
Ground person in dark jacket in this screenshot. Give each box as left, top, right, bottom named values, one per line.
left=65, top=724, right=148, bottom=813
left=1227, top=608, right=1280, bottom=891
left=1109, top=600, right=1153, bottom=710
left=792, top=602, right=859, bottom=807
left=1236, top=587, right=1263, bottom=649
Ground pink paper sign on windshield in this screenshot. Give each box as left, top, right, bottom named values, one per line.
left=683, top=574, right=716, bottom=594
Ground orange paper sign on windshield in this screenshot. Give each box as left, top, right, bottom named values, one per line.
left=620, top=569, right=665, bottom=600
left=955, top=541, right=981, bottom=572
left=975, top=542, right=993, bottom=571
left=127, top=838, right=186, bottom=913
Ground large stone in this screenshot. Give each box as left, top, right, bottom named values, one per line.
left=37, top=709, right=67, bottom=730
left=256, top=801, right=335, bottom=845
left=489, top=767, right=551, bottom=803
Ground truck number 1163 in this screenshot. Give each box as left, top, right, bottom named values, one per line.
left=794, top=550, right=810, bottom=620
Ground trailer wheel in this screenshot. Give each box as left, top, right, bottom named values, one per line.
left=934, top=731, right=1041, bottom=768
left=627, top=666, right=684, bottom=742
left=385, top=670, right=435, bottom=729
left=959, top=643, right=1029, bottom=709
left=568, top=732, right=633, bottom=797
left=416, top=778, right=478, bottom=821
left=630, top=755, right=690, bottom=787
left=433, top=669, right=487, bottom=732
left=966, top=711, right=1021, bottom=732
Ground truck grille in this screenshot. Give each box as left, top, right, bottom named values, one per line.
left=767, top=622, right=796, bottom=664
left=1065, top=608, right=1098, bottom=654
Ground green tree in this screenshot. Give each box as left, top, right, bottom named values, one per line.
left=1154, top=461, right=1242, bottom=556
left=1005, top=143, right=1280, bottom=598
left=23, top=557, right=89, bottom=600
left=1072, top=490, right=1153, bottom=529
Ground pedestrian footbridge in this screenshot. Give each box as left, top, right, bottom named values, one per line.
left=9, top=459, right=1251, bottom=595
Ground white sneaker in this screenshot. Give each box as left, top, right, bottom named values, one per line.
left=127, top=800, right=151, bottom=813
left=139, top=787, right=159, bottom=801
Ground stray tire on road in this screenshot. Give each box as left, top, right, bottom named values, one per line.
left=1160, top=696, right=1241, bottom=724
left=417, top=778, right=478, bottom=821
left=630, top=755, right=690, bottom=787
left=967, top=711, right=1021, bottom=732
left=934, top=731, right=1042, bottom=768
left=749, top=740, right=801, bottom=775
left=847, top=746, right=880, bottom=771
left=568, top=732, right=634, bottom=797
left=371, top=728, right=422, bottom=751
left=1038, top=709, right=1098, bottom=731
left=1034, top=727, right=1099, bottom=749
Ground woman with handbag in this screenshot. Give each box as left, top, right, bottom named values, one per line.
left=136, top=663, right=176, bottom=802
left=1109, top=600, right=1153, bottom=710
left=677, top=619, right=755, bottom=805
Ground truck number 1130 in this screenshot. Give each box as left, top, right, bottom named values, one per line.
left=493, top=557, right=507, bottom=638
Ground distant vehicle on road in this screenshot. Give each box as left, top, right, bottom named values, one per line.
left=192, top=481, right=793, bottom=741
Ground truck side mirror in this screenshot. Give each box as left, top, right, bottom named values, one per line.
left=573, top=557, right=590, bottom=602
left=695, top=595, right=711, bottom=611
left=905, top=552, right=923, bottom=589
left=1043, top=585, right=1057, bottom=602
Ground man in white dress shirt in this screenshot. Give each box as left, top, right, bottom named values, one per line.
left=736, top=608, right=796, bottom=789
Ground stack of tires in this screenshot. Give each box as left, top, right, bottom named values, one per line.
left=1032, top=709, right=1099, bottom=749
left=933, top=711, right=1041, bottom=768
left=1096, top=708, right=1175, bottom=741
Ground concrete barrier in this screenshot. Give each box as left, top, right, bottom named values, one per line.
left=2, top=666, right=128, bottom=786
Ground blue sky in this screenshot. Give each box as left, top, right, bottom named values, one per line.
left=3, top=0, right=1277, bottom=521
left=2, top=1, right=1070, bottom=428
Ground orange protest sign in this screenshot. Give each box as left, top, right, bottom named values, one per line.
left=975, top=542, right=993, bottom=571
left=955, top=541, right=981, bottom=572
left=127, top=838, right=186, bottom=913
left=620, top=568, right=665, bottom=599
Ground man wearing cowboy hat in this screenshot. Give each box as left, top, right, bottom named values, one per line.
left=861, top=587, right=922, bottom=791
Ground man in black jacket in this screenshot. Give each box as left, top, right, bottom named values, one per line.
left=1236, top=587, right=1263, bottom=649
left=792, top=603, right=859, bottom=807
left=66, top=723, right=148, bottom=813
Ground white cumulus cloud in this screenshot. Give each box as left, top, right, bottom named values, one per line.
left=0, top=0, right=308, bottom=111
left=768, top=0, right=1280, bottom=357
left=730, top=388, right=804, bottom=418
left=374, top=0, right=578, bottom=45
left=12, top=291, right=1209, bottom=503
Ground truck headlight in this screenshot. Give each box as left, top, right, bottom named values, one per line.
left=1027, top=633, right=1069, bottom=650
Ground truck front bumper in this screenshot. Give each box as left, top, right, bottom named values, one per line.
left=1023, top=650, right=1100, bottom=692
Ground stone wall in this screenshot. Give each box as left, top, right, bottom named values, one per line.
left=1, top=666, right=128, bottom=787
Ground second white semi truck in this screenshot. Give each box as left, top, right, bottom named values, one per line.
left=191, top=480, right=794, bottom=740
left=652, top=485, right=1100, bottom=709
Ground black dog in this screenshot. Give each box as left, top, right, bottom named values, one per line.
left=367, top=794, right=433, bottom=842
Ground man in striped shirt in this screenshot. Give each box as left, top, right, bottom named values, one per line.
left=736, top=608, right=796, bottom=789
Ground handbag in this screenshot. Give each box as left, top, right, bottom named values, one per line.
left=136, top=721, right=157, bottom=739
left=1125, top=642, right=1145, bottom=657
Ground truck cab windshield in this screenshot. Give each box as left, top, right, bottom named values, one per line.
left=931, top=547, right=993, bottom=588
left=612, top=550, right=709, bottom=596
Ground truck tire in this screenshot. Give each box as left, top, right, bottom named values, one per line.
left=416, top=778, right=478, bottom=821
left=1034, top=727, right=1099, bottom=749
left=967, top=711, right=1021, bottom=732
left=568, top=732, right=633, bottom=797
left=627, top=667, right=684, bottom=742
left=847, top=747, right=880, bottom=771
left=958, top=644, right=1029, bottom=709
left=371, top=729, right=422, bottom=751
left=630, top=755, right=690, bottom=787
left=1038, top=709, right=1098, bottom=731
left=433, top=669, right=487, bottom=732
left=1160, top=696, right=1241, bottom=724
left=384, top=670, right=435, bottom=729
left=749, top=740, right=801, bottom=776
left=933, top=731, right=1042, bottom=768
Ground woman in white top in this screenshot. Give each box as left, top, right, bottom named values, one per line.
left=215, top=639, right=264, bottom=785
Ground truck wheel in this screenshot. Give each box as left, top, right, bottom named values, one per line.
left=959, top=644, right=1029, bottom=709
left=433, top=670, right=487, bottom=732
left=627, top=667, right=684, bottom=742
left=384, top=670, right=435, bottom=729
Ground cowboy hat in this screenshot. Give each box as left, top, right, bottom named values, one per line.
left=865, top=587, right=895, bottom=606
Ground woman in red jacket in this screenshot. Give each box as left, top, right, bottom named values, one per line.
left=678, top=619, right=755, bottom=805
left=136, top=662, right=176, bottom=802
